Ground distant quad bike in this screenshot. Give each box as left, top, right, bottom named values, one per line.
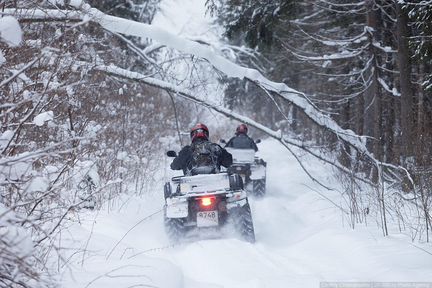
left=163, top=151, right=255, bottom=243
left=225, top=148, right=267, bottom=197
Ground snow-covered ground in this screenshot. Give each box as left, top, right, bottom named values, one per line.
left=61, top=139, right=432, bottom=288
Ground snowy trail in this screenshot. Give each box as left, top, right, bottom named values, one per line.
left=62, top=139, right=432, bottom=288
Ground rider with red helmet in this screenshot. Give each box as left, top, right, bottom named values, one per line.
left=225, top=124, right=258, bottom=151
left=189, top=123, right=209, bottom=142
left=170, top=123, right=232, bottom=175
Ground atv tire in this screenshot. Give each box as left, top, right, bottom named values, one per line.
left=164, top=217, right=185, bottom=242
left=252, top=179, right=266, bottom=197
left=230, top=203, right=255, bottom=243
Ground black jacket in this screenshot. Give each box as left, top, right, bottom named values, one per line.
left=225, top=134, right=258, bottom=151
left=170, top=139, right=233, bottom=175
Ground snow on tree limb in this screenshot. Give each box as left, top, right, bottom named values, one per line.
left=0, top=16, right=22, bottom=46
left=378, top=77, right=401, bottom=97
left=96, top=63, right=384, bottom=187
left=0, top=16, right=22, bottom=65
left=5, top=7, right=369, bottom=154
left=78, top=7, right=372, bottom=157
left=5, top=6, right=411, bottom=180
left=1, top=9, right=82, bottom=21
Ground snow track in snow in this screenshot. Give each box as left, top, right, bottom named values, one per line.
left=62, top=139, right=432, bottom=288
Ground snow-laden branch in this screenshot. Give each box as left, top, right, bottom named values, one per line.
left=293, top=24, right=369, bottom=48
left=290, top=10, right=325, bottom=26
left=1, top=8, right=82, bottom=21
left=1, top=58, right=39, bottom=87
left=378, top=77, right=401, bottom=97
left=293, top=49, right=365, bottom=61
left=95, top=63, right=383, bottom=186
left=402, top=1, right=432, bottom=5
left=0, top=16, right=22, bottom=46
left=4, top=6, right=372, bottom=156
left=0, top=136, right=86, bottom=167
left=78, top=7, right=373, bottom=154
left=318, top=0, right=366, bottom=7
left=5, top=5, right=410, bottom=182
left=0, top=16, right=22, bottom=65
left=372, top=41, right=397, bottom=53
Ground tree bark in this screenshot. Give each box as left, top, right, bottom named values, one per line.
left=365, top=0, right=383, bottom=166
left=364, top=0, right=378, bottom=153
left=396, top=3, right=414, bottom=162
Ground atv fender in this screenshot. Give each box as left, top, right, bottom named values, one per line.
left=227, top=198, right=248, bottom=209
left=165, top=198, right=188, bottom=218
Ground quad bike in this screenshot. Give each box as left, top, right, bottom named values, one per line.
left=163, top=151, right=255, bottom=243
left=225, top=148, right=267, bottom=197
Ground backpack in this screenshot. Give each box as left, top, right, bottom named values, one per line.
left=188, top=141, right=220, bottom=175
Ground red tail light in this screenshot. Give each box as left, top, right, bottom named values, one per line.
left=200, top=197, right=213, bottom=207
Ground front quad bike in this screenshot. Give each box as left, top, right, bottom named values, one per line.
left=163, top=172, right=255, bottom=243
left=225, top=148, right=267, bottom=197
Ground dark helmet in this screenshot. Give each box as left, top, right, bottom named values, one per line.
left=190, top=123, right=209, bottom=142
left=236, top=124, right=248, bottom=135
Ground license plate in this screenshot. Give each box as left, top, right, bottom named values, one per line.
left=197, top=210, right=218, bottom=227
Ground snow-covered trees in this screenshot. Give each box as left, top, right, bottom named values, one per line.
left=227, top=0, right=430, bottom=162
left=208, top=0, right=432, bottom=238
left=0, top=1, right=183, bottom=286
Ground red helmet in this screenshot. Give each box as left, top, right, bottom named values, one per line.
left=236, top=124, right=248, bottom=135
left=190, top=123, right=209, bottom=142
